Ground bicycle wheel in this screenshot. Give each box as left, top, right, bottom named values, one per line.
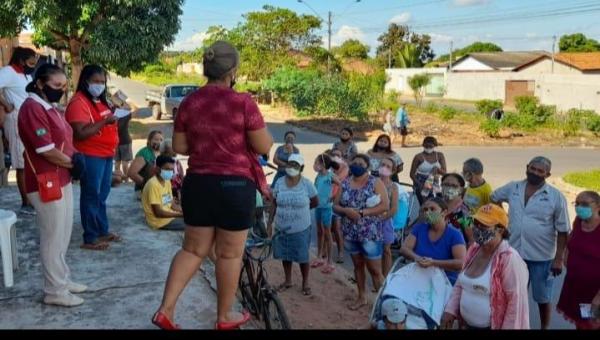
left=238, top=263, right=258, bottom=316
left=262, top=291, right=291, bottom=330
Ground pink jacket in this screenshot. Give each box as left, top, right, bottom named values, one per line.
left=444, top=240, right=530, bottom=329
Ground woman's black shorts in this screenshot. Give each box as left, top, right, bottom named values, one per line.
left=181, top=174, right=256, bottom=231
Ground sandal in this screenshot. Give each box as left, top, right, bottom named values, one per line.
left=310, top=259, right=324, bottom=268
left=80, top=241, right=110, bottom=251
left=347, top=300, right=368, bottom=311
left=336, top=256, right=344, bottom=264
left=302, top=287, right=312, bottom=296
left=98, top=233, right=122, bottom=243
left=321, top=264, right=335, bottom=274
left=276, top=283, right=293, bottom=292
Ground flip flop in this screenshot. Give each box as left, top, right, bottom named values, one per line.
left=310, top=259, right=324, bottom=268
left=347, top=301, right=368, bottom=311
left=98, top=233, right=122, bottom=243
left=321, top=264, right=335, bottom=274
left=276, top=283, right=293, bottom=292
left=302, top=287, right=312, bottom=296
left=80, top=241, right=110, bottom=251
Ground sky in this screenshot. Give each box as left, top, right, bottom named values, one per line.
left=170, top=0, right=600, bottom=56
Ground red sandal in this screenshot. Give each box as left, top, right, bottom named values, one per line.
left=215, top=310, right=251, bottom=330
left=152, top=311, right=181, bottom=330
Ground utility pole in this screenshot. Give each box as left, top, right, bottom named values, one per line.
left=449, top=40, right=454, bottom=70
left=388, top=49, right=392, bottom=69
left=551, top=35, right=557, bottom=73
left=327, top=11, right=332, bottom=74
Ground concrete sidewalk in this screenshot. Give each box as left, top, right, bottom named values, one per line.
left=0, top=184, right=243, bottom=329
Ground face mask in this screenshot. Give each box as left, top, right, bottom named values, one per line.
left=350, top=164, right=367, bottom=177
left=285, top=137, right=294, bottom=145
left=230, top=77, right=237, bottom=89
left=473, top=227, right=497, bottom=246
left=161, top=169, right=174, bottom=181
left=442, top=186, right=462, bottom=200
left=24, top=65, right=35, bottom=75
left=575, top=206, right=594, bottom=220
left=286, top=168, right=300, bottom=177
left=314, top=164, right=323, bottom=172
left=340, top=137, right=350, bottom=143
left=151, top=142, right=161, bottom=151
left=463, top=172, right=473, bottom=182
left=526, top=171, right=545, bottom=186
left=332, top=156, right=343, bottom=164
left=88, top=83, right=106, bottom=98
left=377, top=143, right=388, bottom=150
left=42, top=85, right=64, bottom=103
left=424, top=148, right=434, bottom=154
left=425, top=211, right=443, bottom=226
left=378, top=167, right=392, bottom=177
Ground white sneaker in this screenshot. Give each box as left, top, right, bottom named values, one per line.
left=43, top=293, right=85, bottom=307
left=67, top=282, right=88, bottom=294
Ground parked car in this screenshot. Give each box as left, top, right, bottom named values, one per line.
left=145, top=84, right=199, bottom=120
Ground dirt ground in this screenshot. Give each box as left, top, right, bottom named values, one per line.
left=262, top=256, right=372, bottom=330
left=259, top=104, right=600, bottom=148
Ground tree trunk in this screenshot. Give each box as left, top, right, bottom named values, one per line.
left=68, top=38, right=84, bottom=91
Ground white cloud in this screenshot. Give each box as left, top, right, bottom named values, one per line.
left=389, top=12, right=412, bottom=25
left=168, top=31, right=209, bottom=51
left=328, top=25, right=367, bottom=46
left=526, top=32, right=538, bottom=38
left=453, top=0, right=489, bottom=6
left=429, top=33, right=454, bottom=44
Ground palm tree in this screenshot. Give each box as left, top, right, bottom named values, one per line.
left=396, top=43, right=423, bottom=68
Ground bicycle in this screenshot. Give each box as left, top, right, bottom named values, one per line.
left=238, top=230, right=291, bottom=330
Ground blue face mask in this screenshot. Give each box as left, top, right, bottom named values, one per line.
left=161, top=169, right=174, bottom=181
left=350, top=164, right=367, bottom=177
left=575, top=206, right=593, bottom=220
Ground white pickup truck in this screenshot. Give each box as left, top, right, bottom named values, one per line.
left=145, top=84, right=199, bottom=120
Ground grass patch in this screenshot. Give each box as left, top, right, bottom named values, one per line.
left=129, top=121, right=149, bottom=140
left=130, top=72, right=206, bottom=87
left=563, top=169, right=600, bottom=191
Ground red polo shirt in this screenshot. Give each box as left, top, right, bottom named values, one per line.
left=65, top=92, right=118, bottom=158
left=18, top=94, right=75, bottom=194
left=174, top=85, right=266, bottom=181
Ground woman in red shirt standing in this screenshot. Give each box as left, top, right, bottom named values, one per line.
left=152, top=41, right=273, bottom=330
left=18, top=64, right=88, bottom=307
left=65, top=65, right=120, bottom=251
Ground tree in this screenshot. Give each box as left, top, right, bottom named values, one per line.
left=376, top=23, right=434, bottom=67
left=435, top=41, right=503, bottom=63
left=559, top=33, right=600, bottom=52
left=408, top=73, right=431, bottom=107
left=396, top=43, right=423, bottom=68
left=332, top=39, right=370, bottom=59
left=0, top=0, right=183, bottom=83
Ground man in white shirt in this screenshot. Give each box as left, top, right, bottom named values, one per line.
left=491, top=156, right=570, bottom=330
left=0, top=47, right=38, bottom=215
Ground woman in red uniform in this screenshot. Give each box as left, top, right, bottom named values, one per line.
left=65, top=65, right=119, bottom=251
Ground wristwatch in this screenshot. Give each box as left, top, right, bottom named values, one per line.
left=359, top=209, right=364, bottom=218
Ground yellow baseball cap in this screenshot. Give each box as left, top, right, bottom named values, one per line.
left=473, top=204, right=509, bottom=229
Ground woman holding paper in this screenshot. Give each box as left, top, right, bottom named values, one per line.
left=65, top=65, right=120, bottom=251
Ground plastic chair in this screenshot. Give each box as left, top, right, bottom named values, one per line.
left=0, top=209, right=18, bottom=288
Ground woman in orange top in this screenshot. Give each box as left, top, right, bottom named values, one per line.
left=65, top=65, right=120, bottom=251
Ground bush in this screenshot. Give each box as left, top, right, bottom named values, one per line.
left=475, top=99, right=503, bottom=116
left=424, top=102, right=439, bottom=114
left=480, top=119, right=501, bottom=137
left=558, top=109, right=596, bottom=137
left=515, top=96, right=539, bottom=116
left=501, top=111, right=538, bottom=131
left=587, top=115, right=600, bottom=134
left=408, top=73, right=431, bottom=107
left=439, top=106, right=458, bottom=121
left=533, top=104, right=556, bottom=123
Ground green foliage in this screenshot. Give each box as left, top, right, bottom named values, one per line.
left=424, top=102, right=439, bottom=114
left=587, top=115, right=600, bottom=134
left=479, top=119, right=502, bottom=138
left=501, top=111, right=538, bottom=131
left=563, top=170, right=600, bottom=191
left=375, top=23, right=434, bottom=67
left=332, top=39, right=370, bottom=60
left=559, top=33, right=600, bottom=52
left=346, top=70, right=387, bottom=114
left=435, top=41, right=503, bottom=63
left=407, top=73, right=431, bottom=107
left=475, top=99, right=503, bottom=116
left=396, top=43, right=423, bottom=68
left=515, top=96, right=539, bottom=116
left=439, top=106, right=458, bottom=121
left=560, top=109, right=597, bottom=136
left=384, top=91, right=401, bottom=112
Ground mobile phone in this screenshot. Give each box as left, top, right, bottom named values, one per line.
left=580, top=304, right=592, bottom=319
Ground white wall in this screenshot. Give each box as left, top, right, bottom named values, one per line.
left=385, top=68, right=447, bottom=95
left=177, top=63, right=203, bottom=75
left=518, top=58, right=583, bottom=75
left=445, top=71, right=600, bottom=112
left=452, top=57, right=494, bottom=71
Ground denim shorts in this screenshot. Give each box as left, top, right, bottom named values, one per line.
left=273, top=227, right=311, bottom=264
left=344, top=239, right=384, bottom=260
left=525, top=260, right=555, bottom=304
left=315, top=207, right=333, bottom=227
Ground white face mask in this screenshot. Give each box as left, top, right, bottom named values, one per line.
left=88, top=83, right=106, bottom=98
left=285, top=168, right=300, bottom=177
left=424, top=148, right=435, bottom=154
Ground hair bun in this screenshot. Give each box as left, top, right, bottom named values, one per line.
left=204, top=48, right=215, bottom=61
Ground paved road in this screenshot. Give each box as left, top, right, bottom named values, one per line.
left=110, top=75, right=600, bottom=329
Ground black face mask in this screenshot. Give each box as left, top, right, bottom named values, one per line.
left=230, top=77, right=236, bottom=89
left=24, top=65, right=35, bottom=75
left=340, top=137, right=350, bottom=143
left=526, top=171, right=545, bottom=186
left=42, top=85, right=64, bottom=103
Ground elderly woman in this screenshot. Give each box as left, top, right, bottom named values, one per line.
left=400, top=197, right=466, bottom=285
left=557, top=191, right=600, bottom=330
left=333, top=154, right=389, bottom=311
left=272, top=131, right=300, bottom=187
left=442, top=173, right=474, bottom=248
left=409, top=136, right=447, bottom=204
left=441, top=204, right=530, bottom=329
left=18, top=64, right=88, bottom=307
left=128, top=130, right=163, bottom=195
left=367, top=134, right=403, bottom=180
left=267, top=154, right=318, bottom=296
left=152, top=41, right=273, bottom=330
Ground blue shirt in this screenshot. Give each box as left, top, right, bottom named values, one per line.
left=395, top=107, right=410, bottom=127
left=273, top=177, right=318, bottom=234
left=411, top=223, right=465, bottom=285
left=315, top=171, right=334, bottom=209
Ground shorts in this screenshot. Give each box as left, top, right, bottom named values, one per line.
left=344, top=239, right=383, bottom=260
left=115, top=143, right=133, bottom=162
left=382, top=219, right=395, bottom=245
left=525, top=260, right=555, bottom=304
left=181, top=174, right=256, bottom=231
left=4, top=114, right=24, bottom=169
left=396, top=126, right=408, bottom=136
left=273, top=228, right=311, bottom=264
left=315, top=207, right=333, bottom=227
